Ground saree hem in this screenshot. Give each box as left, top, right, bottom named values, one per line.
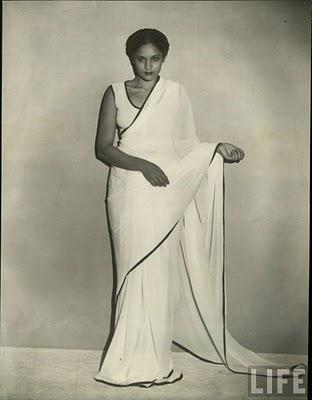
left=93, top=368, right=183, bottom=388
left=171, top=343, right=306, bottom=378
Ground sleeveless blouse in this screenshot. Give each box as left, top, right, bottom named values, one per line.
left=111, top=81, right=139, bottom=134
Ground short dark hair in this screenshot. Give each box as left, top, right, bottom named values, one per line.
left=125, top=28, right=170, bottom=61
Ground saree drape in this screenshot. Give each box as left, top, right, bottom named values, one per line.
left=94, top=77, right=306, bottom=388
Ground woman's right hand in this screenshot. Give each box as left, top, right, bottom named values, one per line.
left=216, top=143, right=245, bottom=163
left=138, top=160, right=170, bottom=187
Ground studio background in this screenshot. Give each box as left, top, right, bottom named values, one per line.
left=2, top=1, right=309, bottom=354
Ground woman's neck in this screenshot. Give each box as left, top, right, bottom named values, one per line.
left=132, top=75, right=159, bottom=91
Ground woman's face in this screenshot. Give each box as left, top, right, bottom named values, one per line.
left=132, top=43, right=165, bottom=81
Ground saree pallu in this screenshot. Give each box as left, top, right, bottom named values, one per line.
left=94, top=77, right=306, bottom=387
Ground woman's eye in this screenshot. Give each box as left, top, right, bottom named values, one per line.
left=137, top=57, right=144, bottom=62
left=153, top=57, right=160, bottom=61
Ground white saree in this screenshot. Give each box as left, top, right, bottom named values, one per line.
left=94, top=76, right=306, bottom=387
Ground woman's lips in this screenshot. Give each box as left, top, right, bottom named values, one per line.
left=144, top=72, right=153, bottom=75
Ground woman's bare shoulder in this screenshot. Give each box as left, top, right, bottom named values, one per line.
left=101, top=85, right=114, bottom=102
left=102, top=80, right=123, bottom=95
left=99, top=84, right=117, bottom=111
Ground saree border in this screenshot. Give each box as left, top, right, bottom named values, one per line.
left=115, top=219, right=181, bottom=306
left=119, top=75, right=161, bottom=138
left=124, top=81, right=141, bottom=109
left=114, top=144, right=221, bottom=304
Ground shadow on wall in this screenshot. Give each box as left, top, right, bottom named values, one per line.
left=3, top=75, right=114, bottom=349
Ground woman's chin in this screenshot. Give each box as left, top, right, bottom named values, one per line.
left=137, top=73, right=159, bottom=81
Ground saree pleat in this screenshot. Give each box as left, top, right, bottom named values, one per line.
left=94, top=77, right=306, bottom=387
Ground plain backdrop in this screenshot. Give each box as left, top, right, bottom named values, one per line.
left=1, top=1, right=309, bottom=354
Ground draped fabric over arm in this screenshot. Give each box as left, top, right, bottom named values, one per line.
left=94, top=77, right=306, bottom=388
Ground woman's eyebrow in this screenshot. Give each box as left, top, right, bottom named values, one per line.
left=136, top=53, right=162, bottom=58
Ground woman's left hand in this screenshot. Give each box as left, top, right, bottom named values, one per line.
left=216, top=143, right=245, bottom=163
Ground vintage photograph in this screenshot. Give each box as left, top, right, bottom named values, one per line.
left=1, top=1, right=309, bottom=399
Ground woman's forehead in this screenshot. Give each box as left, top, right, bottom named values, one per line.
left=135, top=43, right=161, bottom=56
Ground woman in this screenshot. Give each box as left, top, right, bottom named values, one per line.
left=93, top=28, right=305, bottom=388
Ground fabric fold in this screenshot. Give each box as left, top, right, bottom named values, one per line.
left=95, top=77, right=306, bottom=387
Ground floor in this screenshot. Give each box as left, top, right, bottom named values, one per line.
left=0, top=347, right=308, bottom=400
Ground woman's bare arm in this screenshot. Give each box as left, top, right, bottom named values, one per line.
left=95, top=86, right=170, bottom=186
left=94, top=86, right=148, bottom=171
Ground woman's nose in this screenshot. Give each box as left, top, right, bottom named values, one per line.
left=145, top=60, right=152, bottom=70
